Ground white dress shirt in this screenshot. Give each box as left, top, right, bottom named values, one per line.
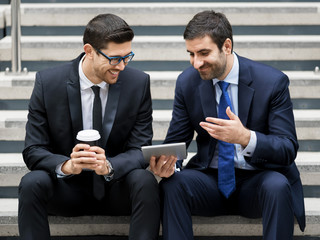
left=78, top=55, right=109, bottom=130
left=209, top=53, right=257, bottom=170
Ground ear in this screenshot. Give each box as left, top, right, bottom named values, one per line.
left=223, top=38, right=232, bottom=55
left=83, top=44, right=95, bottom=59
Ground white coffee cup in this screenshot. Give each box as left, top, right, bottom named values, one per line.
left=76, top=129, right=101, bottom=146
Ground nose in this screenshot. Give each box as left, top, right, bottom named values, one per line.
left=115, top=60, right=126, bottom=71
left=192, top=56, right=204, bottom=70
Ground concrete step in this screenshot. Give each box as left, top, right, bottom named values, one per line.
left=0, top=71, right=320, bottom=100
left=1, top=35, right=320, bottom=62
left=0, top=197, right=319, bottom=237
left=2, top=3, right=320, bottom=27
left=1, top=109, right=319, bottom=141
left=1, top=152, right=319, bottom=187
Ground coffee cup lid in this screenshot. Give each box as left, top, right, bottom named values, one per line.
left=76, top=129, right=101, bottom=141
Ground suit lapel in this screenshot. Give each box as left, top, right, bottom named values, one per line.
left=237, top=56, right=254, bottom=127
left=101, top=79, right=121, bottom=147
left=199, top=77, right=218, bottom=159
left=199, top=79, right=217, bottom=118
left=67, top=54, right=84, bottom=142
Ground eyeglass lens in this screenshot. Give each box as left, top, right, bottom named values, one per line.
left=110, top=54, right=133, bottom=65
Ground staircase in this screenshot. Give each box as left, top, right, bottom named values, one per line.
left=0, top=1, right=320, bottom=239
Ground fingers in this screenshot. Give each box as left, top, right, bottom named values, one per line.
left=72, top=143, right=91, bottom=154
left=70, top=148, right=97, bottom=160
left=149, top=156, right=157, bottom=171
left=84, top=146, right=108, bottom=175
left=226, top=106, right=236, bottom=120
left=88, top=146, right=105, bottom=155
left=150, top=155, right=177, bottom=178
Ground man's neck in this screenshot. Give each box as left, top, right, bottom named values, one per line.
left=218, top=53, right=234, bottom=81
left=82, top=56, right=102, bottom=85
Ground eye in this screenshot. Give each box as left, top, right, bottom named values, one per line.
left=200, top=51, right=209, bottom=56
left=110, top=57, right=121, bottom=65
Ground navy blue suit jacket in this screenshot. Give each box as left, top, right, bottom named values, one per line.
left=164, top=54, right=305, bottom=231
left=23, top=53, right=153, bottom=181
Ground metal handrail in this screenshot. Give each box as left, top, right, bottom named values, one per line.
left=11, top=0, right=21, bottom=73
left=5, top=0, right=27, bottom=75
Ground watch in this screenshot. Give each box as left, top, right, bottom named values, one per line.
left=104, top=160, right=114, bottom=181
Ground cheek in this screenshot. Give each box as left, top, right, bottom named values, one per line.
left=99, top=64, right=111, bottom=74
left=189, top=57, right=194, bottom=65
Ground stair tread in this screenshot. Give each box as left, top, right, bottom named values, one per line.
left=1, top=109, right=320, bottom=122
left=0, top=152, right=319, bottom=166
left=1, top=71, right=320, bottom=86
left=2, top=35, right=320, bottom=42
left=0, top=197, right=319, bottom=216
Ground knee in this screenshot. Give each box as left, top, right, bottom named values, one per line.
left=19, top=170, right=53, bottom=201
left=127, top=169, right=159, bottom=199
left=159, top=173, right=186, bottom=199
left=260, top=172, right=292, bottom=201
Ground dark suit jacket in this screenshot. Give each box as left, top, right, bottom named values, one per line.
left=23, top=53, right=153, bottom=181
left=164, top=54, right=305, bottom=231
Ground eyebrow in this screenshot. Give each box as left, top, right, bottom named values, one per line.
left=187, top=49, right=211, bottom=54
left=108, top=52, right=132, bottom=58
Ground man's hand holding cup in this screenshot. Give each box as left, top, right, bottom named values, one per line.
left=62, top=130, right=108, bottom=175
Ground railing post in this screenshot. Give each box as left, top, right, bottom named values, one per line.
left=11, top=0, right=21, bottom=73
left=5, top=0, right=27, bottom=75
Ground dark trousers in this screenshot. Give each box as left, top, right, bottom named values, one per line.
left=18, top=169, right=160, bottom=240
left=159, top=168, right=294, bottom=240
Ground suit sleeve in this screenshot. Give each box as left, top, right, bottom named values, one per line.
left=248, top=74, right=299, bottom=167
left=108, top=75, right=153, bottom=180
left=164, top=75, right=195, bottom=147
left=23, top=72, right=70, bottom=177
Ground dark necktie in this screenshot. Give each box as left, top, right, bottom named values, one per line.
left=91, top=85, right=105, bottom=200
left=91, top=85, right=103, bottom=135
left=217, top=81, right=235, bottom=198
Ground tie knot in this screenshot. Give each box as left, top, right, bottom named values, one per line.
left=91, top=85, right=100, bottom=96
left=218, top=81, right=230, bottom=93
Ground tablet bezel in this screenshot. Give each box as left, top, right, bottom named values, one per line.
left=141, top=142, right=187, bottom=162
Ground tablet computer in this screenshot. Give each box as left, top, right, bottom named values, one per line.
left=142, top=142, right=187, bottom=162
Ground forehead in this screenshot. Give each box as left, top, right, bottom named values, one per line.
left=185, top=35, right=218, bottom=53
left=101, top=41, right=132, bottom=56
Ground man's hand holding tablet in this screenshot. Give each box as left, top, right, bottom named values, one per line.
left=142, top=143, right=187, bottom=178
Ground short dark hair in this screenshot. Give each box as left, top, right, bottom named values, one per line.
left=183, top=11, right=233, bottom=52
left=83, top=13, right=134, bottom=50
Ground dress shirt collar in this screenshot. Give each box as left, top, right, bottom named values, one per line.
left=78, top=54, right=108, bottom=90
left=212, top=52, right=239, bottom=87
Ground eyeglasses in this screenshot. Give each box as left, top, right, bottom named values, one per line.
left=95, top=49, right=135, bottom=66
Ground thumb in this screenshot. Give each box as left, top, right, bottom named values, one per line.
left=226, top=106, right=236, bottom=120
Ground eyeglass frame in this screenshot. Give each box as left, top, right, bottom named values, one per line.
left=95, top=48, right=135, bottom=66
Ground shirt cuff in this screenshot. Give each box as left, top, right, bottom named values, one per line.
left=240, top=130, right=257, bottom=157
left=55, top=161, right=72, bottom=178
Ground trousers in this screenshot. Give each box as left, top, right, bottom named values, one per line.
left=160, top=168, right=294, bottom=240
left=18, top=169, right=160, bottom=240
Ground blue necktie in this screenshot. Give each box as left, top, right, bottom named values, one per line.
left=217, top=81, right=235, bottom=198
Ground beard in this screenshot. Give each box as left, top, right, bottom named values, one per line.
left=197, top=51, right=228, bottom=80
left=198, top=62, right=227, bottom=80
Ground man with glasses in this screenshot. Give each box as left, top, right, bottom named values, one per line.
left=18, top=14, right=160, bottom=240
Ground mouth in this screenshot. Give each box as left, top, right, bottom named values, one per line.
left=109, top=70, right=120, bottom=77
left=198, top=67, right=209, bottom=74
left=198, top=63, right=210, bottom=71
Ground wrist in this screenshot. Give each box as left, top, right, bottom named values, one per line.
left=241, top=128, right=251, bottom=147
left=61, top=160, right=72, bottom=175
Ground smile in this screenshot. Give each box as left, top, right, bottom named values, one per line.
left=109, top=70, right=119, bottom=76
